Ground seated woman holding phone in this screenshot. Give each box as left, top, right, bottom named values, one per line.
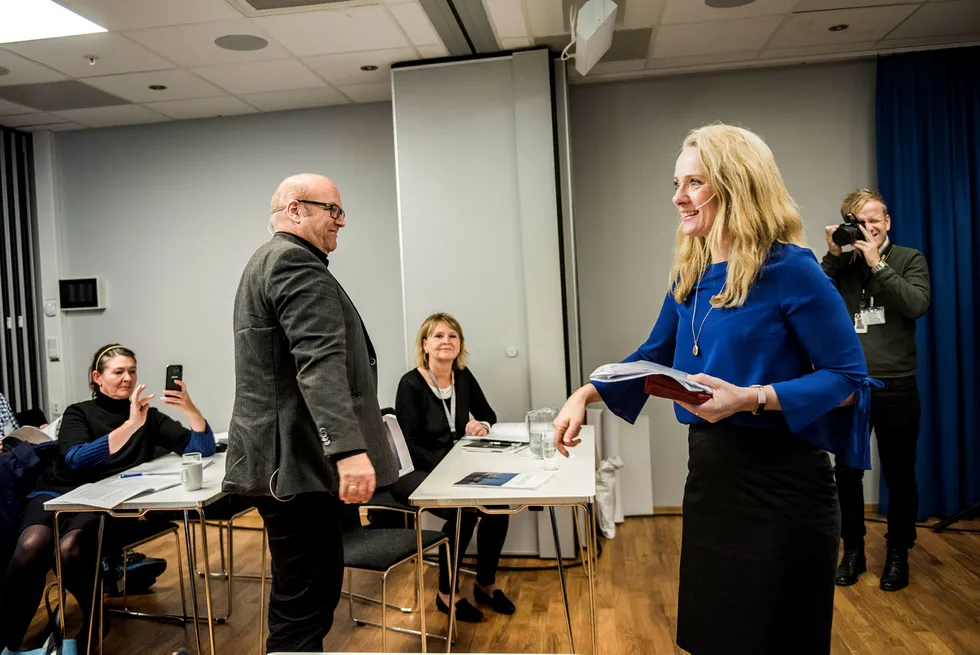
left=0, top=344, right=215, bottom=653
left=394, top=313, right=514, bottom=623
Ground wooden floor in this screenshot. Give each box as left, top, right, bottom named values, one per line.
left=34, top=513, right=980, bottom=654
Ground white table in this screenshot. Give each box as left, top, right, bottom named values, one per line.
left=410, top=427, right=597, bottom=654
left=44, top=452, right=229, bottom=655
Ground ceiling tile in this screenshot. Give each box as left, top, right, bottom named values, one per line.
left=387, top=2, right=442, bottom=46
left=124, top=19, right=292, bottom=68
left=53, top=104, right=169, bottom=128
left=0, top=112, right=67, bottom=128
left=796, top=0, right=923, bottom=10
left=879, top=33, right=980, bottom=48
left=338, top=82, right=391, bottom=103
left=83, top=69, right=225, bottom=103
left=768, top=5, right=918, bottom=48
left=759, top=41, right=877, bottom=59
left=238, top=86, right=350, bottom=112
left=303, top=48, right=416, bottom=87
left=3, top=33, right=175, bottom=78
left=193, top=59, right=325, bottom=94
left=622, top=0, right=664, bottom=28
left=885, top=0, right=980, bottom=40
left=0, top=97, right=32, bottom=116
left=144, top=95, right=257, bottom=120
left=661, top=0, right=796, bottom=25
left=652, top=16, right=782, bottom=58
left=486, top=0, right=528, bottom=39
left=21, top=122, right=85, bottom=132
left=0, top=80, right=127, bottom=111
left=500, top=36, right=531, bottom=49
left=0, top=49, right=67, bottom=87
left=57, top=0, right=243, bottom=31
left=526, top=0, right=564, bottom=37
left=417, top=43, right=450, bottom=58
left=254, top=6, right=410, bottom=57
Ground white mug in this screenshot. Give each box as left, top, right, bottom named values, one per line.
left=181, top=458, right=204, bottom=491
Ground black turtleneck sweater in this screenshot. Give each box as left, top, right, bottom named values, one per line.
left=41, top=392, right=214, bottom=490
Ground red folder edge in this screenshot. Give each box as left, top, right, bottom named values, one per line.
left=643, top=374, right=713, bottom=405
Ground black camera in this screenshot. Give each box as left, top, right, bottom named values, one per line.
left=832, top=212, right=863, bottom=247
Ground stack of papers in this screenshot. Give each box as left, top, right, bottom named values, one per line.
left=46, top=477, right=181, bottom=510
left=477, top=422, right=529, bottom=443
left=590, top=361, right=713, bottom=405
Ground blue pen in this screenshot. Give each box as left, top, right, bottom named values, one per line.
left=120, top=472, right=177, bottom=478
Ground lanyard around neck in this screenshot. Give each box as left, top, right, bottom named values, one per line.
left=426, top=368, right=456, bottom=434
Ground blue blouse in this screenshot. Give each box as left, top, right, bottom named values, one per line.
left=594, top=243, right=878, bottom=470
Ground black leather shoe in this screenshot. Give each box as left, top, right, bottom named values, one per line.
left=835, top=547, right=866, bottom=586
left=880, top=546, right=909, bottom=592
left=436, top=595, right=484, bottom=622
left=474, top=584, right=516, bottom=615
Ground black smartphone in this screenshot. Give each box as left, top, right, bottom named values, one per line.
left=165, top=365, right=183, bottom=392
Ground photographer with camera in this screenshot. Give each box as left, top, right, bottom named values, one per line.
left=823, top=189, right=930, bottom=592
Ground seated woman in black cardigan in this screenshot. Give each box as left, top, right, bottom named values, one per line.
left=395, top=313, right=514, bottom=623
left=0, top=344, right=215, bottom=652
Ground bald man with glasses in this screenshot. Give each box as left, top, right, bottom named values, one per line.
left=226, top=174, right=399, bottom=652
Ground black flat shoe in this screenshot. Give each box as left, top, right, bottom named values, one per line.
left=835, top=548, right=866, bottom=586
left=436, top=595, right=484, bottom=623
left=473, top=584, right=515, bottom=615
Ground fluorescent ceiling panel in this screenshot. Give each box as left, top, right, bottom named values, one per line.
left=0, top=0, right=106, bottom=44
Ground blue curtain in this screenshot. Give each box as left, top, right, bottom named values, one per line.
left=875, top=46, right=980, bottom=520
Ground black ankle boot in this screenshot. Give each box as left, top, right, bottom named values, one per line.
left=880, top=546, right=909, bottom=591
left=835, top=547, right=866, bottom=586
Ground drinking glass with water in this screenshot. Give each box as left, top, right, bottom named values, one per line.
left=525, top=408, right=557, bottom=459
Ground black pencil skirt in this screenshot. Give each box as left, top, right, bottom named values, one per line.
left=676, top=422, right=841, bottom=655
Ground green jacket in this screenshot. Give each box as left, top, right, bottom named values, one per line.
left=821, top=242, right=930, bottom=378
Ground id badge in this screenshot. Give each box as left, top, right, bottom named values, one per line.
left=854, top=313, right=868, bottom=334
left=864, top=307, right=886, bottom=326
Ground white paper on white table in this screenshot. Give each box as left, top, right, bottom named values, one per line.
left=481, top=422, right=529, bottom=443
left=45, top=477, right=181, bottom=510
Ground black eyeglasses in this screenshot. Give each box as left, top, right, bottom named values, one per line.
left=297, top=200, right=345, bottom=221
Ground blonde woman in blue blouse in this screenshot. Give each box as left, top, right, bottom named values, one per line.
left=555, top=124, right=876, bottom=655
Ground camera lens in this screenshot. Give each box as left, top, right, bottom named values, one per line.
left=832, top=223, right=862, bottom=246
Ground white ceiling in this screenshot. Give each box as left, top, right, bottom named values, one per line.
left=0, top=0, right=976, bottom=131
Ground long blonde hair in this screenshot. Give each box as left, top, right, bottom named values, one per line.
left=414, top=313, right=468, bottom=370
left=670, top=124, right=804, bottom=308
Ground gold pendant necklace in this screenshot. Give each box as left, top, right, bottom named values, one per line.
left=691, top=279, right=714, bottom=357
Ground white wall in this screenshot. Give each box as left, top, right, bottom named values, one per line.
left=43, top=103, right=403, bottom=431
left=569, top=60, right=881, bottom=507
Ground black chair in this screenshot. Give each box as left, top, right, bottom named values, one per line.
left=342, top=502, right=450, bottom=652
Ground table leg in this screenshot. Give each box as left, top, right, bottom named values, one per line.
left=446, top=508, right=462, bottom=654
left=52, top=512, right=66, bottom=634
left=258, top=526, right=268, bottom=655
left=586, top=503, right=598, bottom=655
left=87, top=515, right=105, bottom=653
left=183, top=511, right=203, bottom=655
left=549, top=507, right=574, bottom=653
left=415, top=509, right=427, bottom=654
left=197, top=510, right=217, bottom=655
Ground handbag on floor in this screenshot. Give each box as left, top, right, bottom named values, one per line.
left=0, top=583, right=78, bottom=655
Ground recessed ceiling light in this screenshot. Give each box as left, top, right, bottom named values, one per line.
left=828, top=24, right=849, bottom=32
left=705, top=0, right=756, bottom=8
left=0, top=67, right=9, bottom=77
left=0, top=0, right=106, bottom=44
left=360, top=65, right=379, bottom=72
left=148, top=84, right=168, bottom=91
left=214, top=34, right=269, bottom=52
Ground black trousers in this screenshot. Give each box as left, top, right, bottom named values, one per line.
left=255, top=492, right=344, bottom=653
left=435, top=509, right=509, bottom=594
left=835, top=376, right=921, bottom=550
